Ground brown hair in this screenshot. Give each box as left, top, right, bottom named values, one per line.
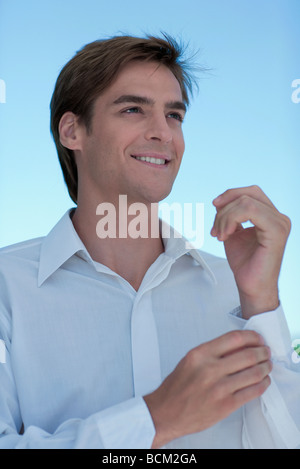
left=50, top=33, right=198, bottom=203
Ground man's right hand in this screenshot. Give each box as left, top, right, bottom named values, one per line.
left=143, top=330, right=272, bottom=448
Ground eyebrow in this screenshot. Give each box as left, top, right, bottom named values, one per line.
left=112, top=94, right=186, bottom=113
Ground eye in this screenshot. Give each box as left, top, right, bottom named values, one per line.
left=167, top=112, right=184, bottom=123
left=123, top=107, right=142, bottom=114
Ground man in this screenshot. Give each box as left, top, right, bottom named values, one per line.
left=0, top=34, right=299, bottom=449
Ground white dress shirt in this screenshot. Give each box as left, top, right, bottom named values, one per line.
left=0, top=209, right=299, bottom=449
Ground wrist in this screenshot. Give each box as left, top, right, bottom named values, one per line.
left=143, top=391, right=178, bottom=449
left=239, top=291, right=279, bottom=320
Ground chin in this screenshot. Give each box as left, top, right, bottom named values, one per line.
left=144, top=188, right=173, bottom=204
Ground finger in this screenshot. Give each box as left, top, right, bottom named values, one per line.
left=204, top=330, right=265, bottom=359
left=228, top=375, right=271, bottom=412
left=221, top=345, right=271, bottom=375
left=211, top=220, right=244, bottom=238
left=211, top=196, right=277, bottom=243
left=213, top=185, right=276, bottom=211
left=230, top=362, right=272, bottom=396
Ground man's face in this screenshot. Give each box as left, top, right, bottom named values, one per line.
left=76, top=60, right=186, bottom=205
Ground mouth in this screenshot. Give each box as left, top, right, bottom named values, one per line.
left=130, top=154, right=170, bottom=167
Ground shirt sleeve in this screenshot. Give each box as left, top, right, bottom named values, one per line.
left=229, top=304, right=300, bottom=449
left=0, top=341, right=155, bottom=449
left=1, top=391, right=155, bottom=450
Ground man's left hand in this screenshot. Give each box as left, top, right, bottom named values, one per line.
left=211, top=185, right=291, bottom=319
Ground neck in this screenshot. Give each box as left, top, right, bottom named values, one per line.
left=71, top=195, right=164, bottom=291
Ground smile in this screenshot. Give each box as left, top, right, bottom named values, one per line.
left=131, top=155, right=169, bottom=166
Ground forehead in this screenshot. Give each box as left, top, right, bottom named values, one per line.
left=101, top=61, right=183, bottom=102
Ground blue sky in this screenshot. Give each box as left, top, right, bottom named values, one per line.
left=0, top=0, right=299, bottom=337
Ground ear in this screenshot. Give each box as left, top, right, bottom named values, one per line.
left=58, top=112, right=83, bottom=151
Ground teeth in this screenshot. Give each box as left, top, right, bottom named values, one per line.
left=134, top=156, right=166, bottom=165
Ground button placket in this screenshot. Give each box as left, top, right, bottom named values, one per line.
left=130, top=256, right=175, bottom=397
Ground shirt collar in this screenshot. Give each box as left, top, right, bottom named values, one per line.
left=38, top=210, right=216, bottom=286
left=38, top=209, right=91, bottom=287
left=160, top=219, right=216, bottom=283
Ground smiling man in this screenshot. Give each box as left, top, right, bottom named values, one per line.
left=0, top=34, right=299, bottom=449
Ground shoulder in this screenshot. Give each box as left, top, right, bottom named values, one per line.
left=197, top=249, right=231, bottom=274
left=195, top=249, right=240, bottom=314
left=197, top=249, right=228, bottom=267
left=0, top=238, right=44, bottom=337
left=197, top=249, right=238, bottom=291
left=0, top=237, right=43, bottom=259
left=0, top=237, right=44, bottom=278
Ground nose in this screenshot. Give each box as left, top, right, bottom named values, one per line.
left=144, top=113, right=173, bottom=144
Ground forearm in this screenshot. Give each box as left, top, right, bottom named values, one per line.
left=0, top=396, right=155, bottom=449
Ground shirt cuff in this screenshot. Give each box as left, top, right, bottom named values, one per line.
left=96, top=396, right=155, bottom=449
left=229, top=303, right=292, bottom=361
left=230, top=305, right=300, bottom=448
